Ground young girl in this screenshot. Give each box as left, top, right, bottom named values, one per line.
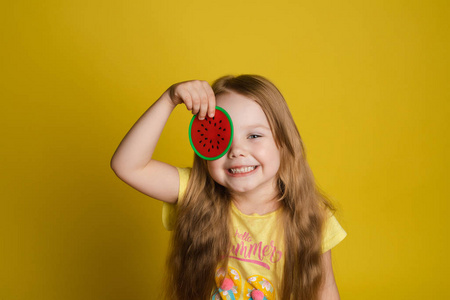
left=111, top=75, right=346, bottom=300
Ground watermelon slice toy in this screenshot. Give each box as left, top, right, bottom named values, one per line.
left=189, top=106, right=234, bottom=160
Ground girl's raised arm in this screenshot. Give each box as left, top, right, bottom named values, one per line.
left=110, top=80, right=216, bottom=204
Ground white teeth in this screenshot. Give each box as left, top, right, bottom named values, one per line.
left=229, top=166, right=256, bottom=174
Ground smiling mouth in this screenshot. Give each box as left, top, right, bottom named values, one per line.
left=228, top=166, right=258, bottom=174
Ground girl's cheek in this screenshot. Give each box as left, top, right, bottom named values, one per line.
left=207, top=160, right=225, bottom=178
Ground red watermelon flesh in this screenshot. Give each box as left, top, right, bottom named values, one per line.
left=189, top=107, right=233, bottom=160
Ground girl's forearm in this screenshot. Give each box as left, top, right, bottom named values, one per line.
left=110, top=90, right=176, bottom=174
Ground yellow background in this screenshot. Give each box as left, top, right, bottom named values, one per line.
left=1, top=0, right=448, bottom=299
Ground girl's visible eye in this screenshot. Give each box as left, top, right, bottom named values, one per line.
left=248, top=134, right=261, bottom=139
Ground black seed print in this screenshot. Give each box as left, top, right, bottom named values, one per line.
left=201, top=124, right=204, bottom=127
left=217, top=146, right=219, bottom=149
left=223, top=128, right=226, bottom=131
left=217, top=141, right=220, bottom=144
left=208, top=149, right=210, bottom=152
left=199, top=140, right=202, bottom=144
left=203, top=144, right=206, bottom=147
left=201, top=134, right=204, bottom=136
left=217, top=134, right=220, bottom=137
left=209, top=121, right=211, bottom=124
left=210, top=140, right=212, bottom=143
left=214, top=123, right=216, bottom=127
left=205, top=138, right=208, bottom=140
left=197, top=130, right=200, bottom=132
left=219, top=120, right=222, bottom=123
left=221, top=138, right=224, bottom=140
left=219, top=127, right=221, bottom=130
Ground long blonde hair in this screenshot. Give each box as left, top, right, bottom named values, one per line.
left=165, top=75, right=334, bottom=299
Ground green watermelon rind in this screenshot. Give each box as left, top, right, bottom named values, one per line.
left=188, top=106, right=234, bottom=161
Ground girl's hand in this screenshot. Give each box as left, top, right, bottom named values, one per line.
left=168, top=80, right=216, bottom=120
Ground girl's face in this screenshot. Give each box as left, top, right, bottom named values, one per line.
left=207, top=91, right=281, bottom=200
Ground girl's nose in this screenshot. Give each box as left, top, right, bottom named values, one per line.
left=227, top=139, right=247, bottom=158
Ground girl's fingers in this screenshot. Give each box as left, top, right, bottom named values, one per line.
left=187, top=81, right=209, bottom=120
left=202, top=81, right=216, bottom=118
left=173, top=80, right=215, bottom=119
left=189, top=88, right=202, bottom=116
left=174, top=87, right=193, bottom=111
left=197, top=102, right=208, bottom=120
left=197, top=82, right=210, bottom=120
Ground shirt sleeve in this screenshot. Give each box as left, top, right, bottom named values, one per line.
left=322, top=212, right=347, bottom=253
left=162, top=167, right=192, bottom=231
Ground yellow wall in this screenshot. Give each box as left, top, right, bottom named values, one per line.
left=1, top=0, right=448, bottom=299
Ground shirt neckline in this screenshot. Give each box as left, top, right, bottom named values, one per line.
left=230, top=201, right=282, bottom=218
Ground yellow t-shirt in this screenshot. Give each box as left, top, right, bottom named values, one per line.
left=162, top=167, right=347, bottom=300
